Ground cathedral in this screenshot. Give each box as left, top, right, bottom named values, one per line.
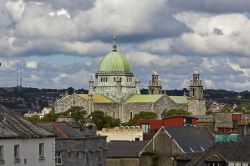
left=54, top=36, right=206, bottom=122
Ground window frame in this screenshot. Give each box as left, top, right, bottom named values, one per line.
left=0, top=145, right=4, bottom=161
left=55, top=151, right=62, bottom=166
left=39, top=143, right=45, bottom=159
left=14, top=144, right=20, bottom=163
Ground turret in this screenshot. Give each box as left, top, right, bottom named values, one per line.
left=148, top=70, right=162, bottom=94
left=135, top=76, right=141, bottom=94
left=88, top=75, right=94, bottom=94
left=189, top=69, right=203, bottom=100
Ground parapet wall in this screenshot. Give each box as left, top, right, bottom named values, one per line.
left=97, top=126, right=143, bottom=142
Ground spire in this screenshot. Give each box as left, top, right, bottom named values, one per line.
left=194, top=67, right=199, bottom=75
left=112, top=32, right=117, bottom=52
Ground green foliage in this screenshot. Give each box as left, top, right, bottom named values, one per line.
left=234, top=103, right=250, bottom=112
left=42, top=110, right=59, bottom=122
left=89, top=111, right=120, bottom=130
left=161, top=109, right=190, bottom=119
left=221, top=105, right=233, bottom=112
left=24, top=115, right=41, bottom=122
left=66, top=106, right=87, bottom=130
left=25, top=111, right=59, bottom=123
left=126, top=111, right=158, bottom=126
left=206, top=111, right=212, bottom=115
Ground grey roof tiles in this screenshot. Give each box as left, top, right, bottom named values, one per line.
left=106, top=141, right=149, bottom=158
left=0, top=106, right=54, bottom=139
left=165, top=126, right=214, bottom=153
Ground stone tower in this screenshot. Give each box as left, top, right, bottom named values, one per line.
left=148, top=71, right=162, bottom=94
left=189, top=70, right=203, bottom=99
left=188, top=69, right=206, bottom=115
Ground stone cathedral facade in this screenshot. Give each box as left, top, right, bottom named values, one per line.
left=54, top=36, right=206, bottom=122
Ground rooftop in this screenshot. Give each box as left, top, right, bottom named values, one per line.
left=106, top=141, right=149, bottom=158
left=185, top=142, right=250, bottom=165
left=37, top=122, right=85, bottom=139
left=165, top=126, right=214, bottom=153
left=126, top=94, right=163, bottom=103
left=77, top=94, right=113, bottom=103
left=169, top=96, right=188, bottom=104
left=0, top=106, right=54, bottom=139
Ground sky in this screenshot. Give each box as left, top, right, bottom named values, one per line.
left=1, top=0, right=250, bottom=91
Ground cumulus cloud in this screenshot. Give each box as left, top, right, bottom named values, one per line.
left=0, top=0, right=250, bottom=91
left=168, top=0, right=250, bottom=13
left=26, top=60, right=38, bottom=69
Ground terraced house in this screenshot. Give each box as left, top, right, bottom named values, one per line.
left=54, top=35, right=206, bottom=122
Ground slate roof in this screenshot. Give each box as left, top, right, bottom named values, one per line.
left=165, top=126, right=214, bottom=153
left=37, top=122, right=85, bottom=139
left=106, top=141, right=149, bottom=158
left=175, top=152, right=202, bottom=161
left=185, top=142, right=250, bottom=165
left=0, top=106, right=54, bottom=139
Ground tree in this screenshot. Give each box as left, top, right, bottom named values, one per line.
left=221, top=105, right=233, bottom=112
left=234, top=103, right=250, bottom=113
left=66, top=106, right=87, bottom=130
left=126, top=111, right=158, bottom=126
left=42, top=110, right=59, bottom=122
left=89, top=111, right=120, bottom=130
left=25, top=115, right=41, bottom=122
left=161, top=109, right=190, bottom=119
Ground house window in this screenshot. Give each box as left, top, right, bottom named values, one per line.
left=141, top=124, right=150, bottom=133
left=55, top=152, right=62, bottom=166
left=130, top=112, right=133, bottom=120
left=68, top=152, right=71, bottom=158
left=85, top=152, right=89, bottom=165
left=0, top=146, right=4, bottom=161
left=98, top=151, right=102, bottom=163
left=184, top=117, right=192, bottom=126
left=14, top=145, right=20, bottom=161
left=39, top=143, right=44, bottom=159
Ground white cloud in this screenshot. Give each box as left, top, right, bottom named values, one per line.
left=26, top=60, right=38, bottom=69
left=137, top=38, right=173, bottom=54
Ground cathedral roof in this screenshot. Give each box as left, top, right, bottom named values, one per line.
left=169, top=96, right=188, bottom=104
left=98, top=51, right=132, bottom=75
left=77, top=94, right=113, bottom=103
left=126, top=94, right=163, bottom=103
left=97, top=35, right=132, bottom=75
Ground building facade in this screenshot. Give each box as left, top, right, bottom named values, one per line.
left=54, top=36, right=206, bottom=122
left=38, top=122, right=107, bottom=166
left=0, top=106, right=55, bottom=166
left=188, top=70, right=206, bottom=115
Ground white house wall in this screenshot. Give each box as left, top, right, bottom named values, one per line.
left=0, top=137, right=55, bottom=166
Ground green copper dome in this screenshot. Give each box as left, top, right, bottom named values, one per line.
left=98, top=51, right=132, bottom=74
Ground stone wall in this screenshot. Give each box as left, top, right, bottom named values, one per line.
left=54, top=94, right=189, bottom=123
left=97, top=126, right=143, bottom=142
left=154, top=95, right=188, bottom=118
left=142, top=128, right=183, bottom=166
left=187, top=99, right=206, bottom=115
left=95, top=103, right=120, bottom=118
left=54, top=94, right=88, bottom=113
left=56, top=137, right=106, bottom=166
left=106, top=158, right=140, bottom=166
